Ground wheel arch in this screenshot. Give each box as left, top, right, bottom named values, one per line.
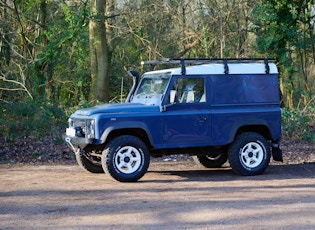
left=228, top=122, right=273, bottom=144
left=100, top=122, right=154, bottom=149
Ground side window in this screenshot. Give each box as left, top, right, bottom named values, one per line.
left=171, top=77, right=205, bottom=103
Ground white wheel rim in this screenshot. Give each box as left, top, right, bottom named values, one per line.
left=114, top=146, right=142, bottom=174
left=240, top=142, right=264, bottom=168
left=206, top=154, right=221, bottom=161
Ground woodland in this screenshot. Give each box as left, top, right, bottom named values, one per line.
left=1, top=0, right=315, bottom=142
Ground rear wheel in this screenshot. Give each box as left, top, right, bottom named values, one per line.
left=102, top=135, right=150, bottom=182
left=228, top=132, right=271, bottom=176
left=193, top=153, right=227, bottom=168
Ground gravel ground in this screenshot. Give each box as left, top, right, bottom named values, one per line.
left=1, top=161, right=315, bottom=229
left=1, top=135, right=315, bottom=229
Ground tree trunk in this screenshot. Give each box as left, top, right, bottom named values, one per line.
left=39, top=0, right=55, bottom=101
left=89, top=0, right=110, bottom=103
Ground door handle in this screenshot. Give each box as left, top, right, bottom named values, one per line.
left=198, top=117, right=207, bottom=122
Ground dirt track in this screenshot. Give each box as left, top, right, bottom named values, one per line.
left=1, top=160, right=315, bottom=230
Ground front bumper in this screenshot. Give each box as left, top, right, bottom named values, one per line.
left=63, top=134, right=94, bottom=152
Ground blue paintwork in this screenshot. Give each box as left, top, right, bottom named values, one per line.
left=210, top=74, right=280, bottom=104
left=73, top=103, right=159, bottom=116
left=67, top=72, right=281, bottom=150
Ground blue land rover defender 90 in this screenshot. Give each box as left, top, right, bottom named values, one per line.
left=65, top=58, right=282, bottom=182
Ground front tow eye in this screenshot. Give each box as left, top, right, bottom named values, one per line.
left=65, top=137, right=76, bottom=152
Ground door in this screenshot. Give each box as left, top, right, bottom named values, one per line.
left=162, top=76, right=212, bottom=147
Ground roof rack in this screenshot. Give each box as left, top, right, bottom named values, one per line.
left=141, top=58, right=276, bottom=75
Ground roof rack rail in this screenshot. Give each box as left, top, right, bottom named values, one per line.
left=141, top=58, right=276, bottom=75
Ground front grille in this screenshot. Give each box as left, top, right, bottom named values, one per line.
left=69, top=118, right=95, bottom=138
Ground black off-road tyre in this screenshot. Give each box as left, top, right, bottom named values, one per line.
left=192, top=153, right=228, bottom=168
left=76, top=145, right=104, bottom=173
left=228, top=132, right=271, bottom=176
left=102, top=135, right=150, bottom=182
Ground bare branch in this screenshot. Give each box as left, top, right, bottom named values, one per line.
left=0, top=64, right=33, bottom=100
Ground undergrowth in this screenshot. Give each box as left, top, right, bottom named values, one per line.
left=281, top=107, right=315, bottom=142
left=0, top=102, right=67, bottom=141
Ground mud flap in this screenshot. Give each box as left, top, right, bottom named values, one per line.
left=272, top=147, right=283, bottom=162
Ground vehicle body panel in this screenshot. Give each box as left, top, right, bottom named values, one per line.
left=65, top=60, right=282, bottom=157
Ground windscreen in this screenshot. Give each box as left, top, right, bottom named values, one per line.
left=130, top=72, right=171, bottom=105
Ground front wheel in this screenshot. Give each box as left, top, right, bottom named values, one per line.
left=228, top=132, right=271, bottom=176
left=102, top=135, right=150, bottom=182
left=76, top=145, right=104, bottom=173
